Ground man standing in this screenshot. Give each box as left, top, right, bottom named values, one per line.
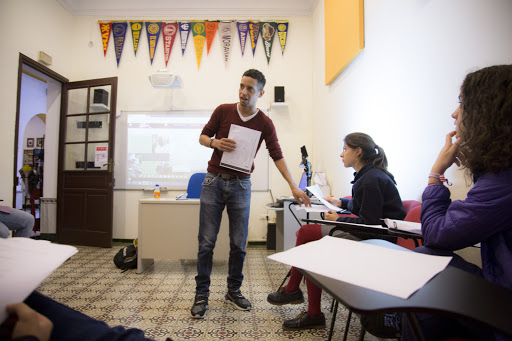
left=191, top=69, right=310, bottom=318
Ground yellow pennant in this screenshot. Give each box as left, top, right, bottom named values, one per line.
left=191, top=21, right=206, bottom=68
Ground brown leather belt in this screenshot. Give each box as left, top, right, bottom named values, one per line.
left=212, top=172, right=250, bottom=180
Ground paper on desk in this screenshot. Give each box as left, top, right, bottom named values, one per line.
left=268, top=236, right=451, bottom=299
left=0, top=238, right=78, bottom=322
left=295, top=204, right=331, bottom=213
left=306, top=184, right=342, bottom=212
left=220, top=124, right=261, bottom=174
left=383, top=218, right=422, bottom=235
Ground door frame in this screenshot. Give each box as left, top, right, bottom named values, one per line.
left=12, top=54, right=68, bottom=207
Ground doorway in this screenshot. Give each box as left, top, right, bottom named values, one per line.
left=13, top=54, right=118, bottom=248
left=13, top=55, right=68, bottom=237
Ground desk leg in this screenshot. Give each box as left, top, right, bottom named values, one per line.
left=137, top=257, right=154, bottom=274
left=275, top=210, right=284, bottom=252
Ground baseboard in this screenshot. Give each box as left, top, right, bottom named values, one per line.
left=113, top=239, right=135, bottom=244
left=38, top=233, right=56, bottom=242
left=247, top=241, right=266, bottom=246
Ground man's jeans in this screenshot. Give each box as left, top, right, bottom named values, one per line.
left=195, top=173, right=251, bottom=296
left=0, top=208, right=34, bottom=238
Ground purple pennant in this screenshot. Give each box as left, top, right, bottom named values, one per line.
left=112, top=21, right=127, bottom=66
left=179, top=22, right=191, bottom=56
left=236, top=21, right=249, bottom=56
left=145, top=21, right=162, bottom=64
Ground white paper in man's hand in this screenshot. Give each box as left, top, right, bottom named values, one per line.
left=220, top=124, right=261, bottom=174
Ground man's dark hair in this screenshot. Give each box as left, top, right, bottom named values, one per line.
left=243, top=69, right=266, bottom=89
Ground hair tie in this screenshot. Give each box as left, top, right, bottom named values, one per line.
left=429, top=172, right=452, bottom=186
left=374, top=145, right=379, bottom=153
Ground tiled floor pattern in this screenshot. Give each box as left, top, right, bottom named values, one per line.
left=37, top=244, right=383, bottom=341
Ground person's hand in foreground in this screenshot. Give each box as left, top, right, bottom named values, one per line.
left=5, top=303, right=53, bottom=341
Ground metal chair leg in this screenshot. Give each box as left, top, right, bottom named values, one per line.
left=343, top=309, right=352, bottom=341
left=328, top=300, right=339, bottom=341
left=277, top=269, right=292, bottom=291
left=358, top=326, right=366, bottom=341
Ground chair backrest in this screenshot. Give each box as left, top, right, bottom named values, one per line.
left=397, top=204, right=422, bottom=250
left=187, top=173, right=206, bottom=199
left=404, top=205, right=421, bottom=223
left=402, top=200, right=421, bottom=215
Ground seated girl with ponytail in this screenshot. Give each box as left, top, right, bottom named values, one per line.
left=267, top=132, right=406, bottom=330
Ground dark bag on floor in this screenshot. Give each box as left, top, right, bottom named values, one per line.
left=113, top=245, right=137, bottom=270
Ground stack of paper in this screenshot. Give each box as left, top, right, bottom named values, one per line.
left=0, top=238, right=78, bottom=322
left=383, top=218, right=422, bottom=235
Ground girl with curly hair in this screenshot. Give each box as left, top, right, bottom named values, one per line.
left=364, top=64, right=512, bottom=340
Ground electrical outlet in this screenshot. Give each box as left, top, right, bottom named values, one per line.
left=260, top=214, right=269, bottom=220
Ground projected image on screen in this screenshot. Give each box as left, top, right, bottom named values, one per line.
left=125, top=113, right=212, bottom=188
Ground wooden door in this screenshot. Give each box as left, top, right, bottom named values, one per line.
left=57, top=77, right=117, bottom=247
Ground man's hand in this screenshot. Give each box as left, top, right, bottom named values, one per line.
left=5, top=303, right=53, bottom=341
left=324, top=210, right=339, bottom=221
left=214, top=138, right=237, bottom=152
left=291, top=187, right=311, bottom=207
left=431, top=131, right=461, bottom=175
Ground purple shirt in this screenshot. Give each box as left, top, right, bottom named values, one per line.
left=421, top=168, right=512, bottom=291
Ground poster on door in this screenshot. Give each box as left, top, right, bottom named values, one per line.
left=95, top=146, right=108, bottom=168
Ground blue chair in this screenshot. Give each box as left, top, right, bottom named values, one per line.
left=186, top=172, right=206, bottom=199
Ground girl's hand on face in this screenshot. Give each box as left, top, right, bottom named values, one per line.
left=431, top=131, right=462, bottom=175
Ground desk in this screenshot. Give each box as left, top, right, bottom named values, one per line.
left=300, top=266, right=512, bottom=339
left=302, top=218, right=423, bottom=246
left=137, top=199, right=230, bottom=274
left=271, top=199, right=322, bottom=252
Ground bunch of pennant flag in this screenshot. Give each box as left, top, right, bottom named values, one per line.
left=99, top=20, right=289, bottom=68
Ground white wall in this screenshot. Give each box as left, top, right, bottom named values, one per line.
left=18, top=73, right=47, bottom=179
left=44, top=76, right=63, bottom=199
left=0, top=0, right=74, bottom=201
left=311, top=0, right=512, bottom=203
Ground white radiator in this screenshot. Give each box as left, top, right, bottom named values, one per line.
left=40, top=197, right=57, bottom=234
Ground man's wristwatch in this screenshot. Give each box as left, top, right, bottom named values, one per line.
left=209, top=138, right=214, bottom=148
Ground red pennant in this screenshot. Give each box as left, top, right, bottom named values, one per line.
left=99, top=21, right=112, bottom=57
left=162, top=22, right=178, bottom=66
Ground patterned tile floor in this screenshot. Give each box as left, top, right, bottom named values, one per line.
left=37, top=244, right=384, bottom=341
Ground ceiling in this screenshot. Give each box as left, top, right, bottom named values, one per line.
left=56, top=0, right=319, bottom=16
